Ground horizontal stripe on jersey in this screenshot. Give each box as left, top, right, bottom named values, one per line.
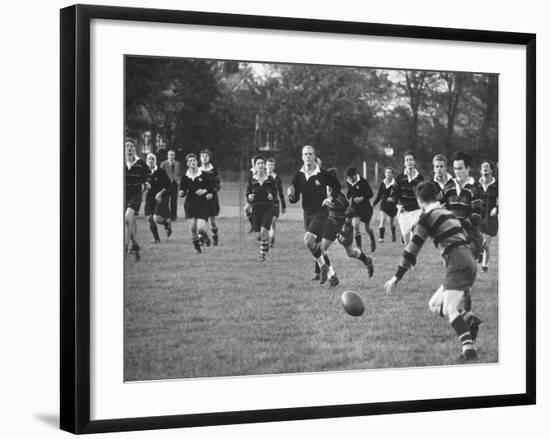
left=395, top=205, right=468, bottom=279
left=395, top=171, right=424, bottom=211
left=125, top=158, right=151, bottom=188
left=441, top=179, right=481, bottom=226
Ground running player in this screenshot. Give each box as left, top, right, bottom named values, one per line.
left=266, top=157, right=286, bottom=248
left=384, top=181, right=482, bottom=362
left=288, top=145, right=340, bottom=283
left=320, top=168, right=374, bottom=287
left=125, top=139, right=151, bottom=261
left=395, top=150, right=424, bottom=245
left=144, top=153, right=172, bottom=243
left=178, top=153, right=214, bottom=254
left=478, top=159, right=498, bottom=272
left=372, top=167, right=398, bottom=243
left=200, top=149, right=221, bottom=246
left=246, top=156, right=278, bottom=261
left=345, top=166, right=376, bottom=253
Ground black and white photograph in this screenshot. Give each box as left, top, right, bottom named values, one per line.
left=124, top=57, right=500, bottom=381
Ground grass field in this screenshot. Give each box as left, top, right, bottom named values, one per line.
left=124, top=182, right=498, bottom=381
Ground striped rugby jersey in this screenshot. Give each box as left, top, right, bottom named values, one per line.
left=478, top=176, right=498, bottom=217
left=441, top=177, right=481, bottom=227
left=246, top=174, right=278, bottom=207
left=326, top=192, right=350, bottom=224
left=395, top=170, right=424, bottom=211
left=125, top=157, right=151, bottom=191
left=395, top=203, right=469, bottom=280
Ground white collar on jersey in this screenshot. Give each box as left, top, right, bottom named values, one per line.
left=478, top=176, right=496, bottom=188
left=149, top=165, right=158, bottom=172
left=383, top=178, right=396, bottom=188
left=300, top=164, right=321, bottom=180
left=404, top=168, right=419, bottom=182
left=200, top=163, right=214, bottom=172
left=424, top=201, right=442, bottom=214
left=347, top=176, right=361, bottom=187
left=433, top=173, right=453, bottom=188
left=185, top=168, right=202, bottom=180
left=126, top=156, right=139, bottom=170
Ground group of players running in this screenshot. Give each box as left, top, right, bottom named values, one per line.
left=125, top=139, right=498, bottom=362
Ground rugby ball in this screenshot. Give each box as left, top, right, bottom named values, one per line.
left=341, top=291, right=365, bottom=317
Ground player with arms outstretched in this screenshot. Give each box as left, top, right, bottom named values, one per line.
left=384, top=182, right=482, bottom=362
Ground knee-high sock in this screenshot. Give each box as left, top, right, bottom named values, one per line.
left=379, top=227, right=385, bottom=240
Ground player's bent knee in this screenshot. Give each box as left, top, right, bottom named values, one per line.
left=304, top=233, right=316, bottom=249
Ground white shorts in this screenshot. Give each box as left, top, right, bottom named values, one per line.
left=397, top=209, right=422, bottom=237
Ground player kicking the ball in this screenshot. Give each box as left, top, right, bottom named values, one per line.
left=319, top=168, right=374, bottom=287
left=384, top=181, right=482, bottom=362
left=246, top=155, right=278, bottom=262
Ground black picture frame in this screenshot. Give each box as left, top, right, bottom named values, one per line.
left=60, top=4, right=536, bottom=434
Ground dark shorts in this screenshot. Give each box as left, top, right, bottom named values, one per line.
left=206, top=193, right=220, bottom=217
left=480, top=215, right=498, bottom=237
left=443, top=246, right=477, bottom=290
left=184, top=197, right=208, bottom=220
left=145, top=193, right=169, bottom=218
left=352, top=203, right=373, bottom=224
left=303, top=208, right=328, bottom=239
left=126, top=188, right=142, bottom=214
left=323, top=219, right=345, bottom=242
left=380, top=200, right=397, bottom=217
left=252, top=204, right=274, bottom=231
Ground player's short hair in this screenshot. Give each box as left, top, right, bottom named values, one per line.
left=146, top=153, right=157, bottom=162
left=326, top=167, right=338, bottom=178
left=415, top=181, right=438, bottom=203
left=384, top=166, right=394, bottom=173
left=199, top=148, right=213, bottom=159
left=302, top=144, right=315, bottom=153
left=185, top=153, right=198, bottom=162
left=345, top=166, right=358, bottom=177
left=253, top=155, right=266, bottom=165
left=432, top=154, right=447, bottom=165
left=481, top=158, right=495, bottom=172
left=124, top=138, right=136, bottom=148
left=266, top=157, right=276, bottom=164
left=403, top=149, right=416, bottom=160
left=451, top=151, right=472, bottom=168
left=167, top=149, right=176, bottom=155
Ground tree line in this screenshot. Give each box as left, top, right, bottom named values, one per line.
left=125, top=57, right=498, bottom=177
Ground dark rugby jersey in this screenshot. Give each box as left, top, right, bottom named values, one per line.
left=289, top=166, right=340, bottom=212
left=441, top=177, right=481, bottom=227
left=431, top=174, right=453, bottom=201
left=395, top=204, right=469, bottom=280
left=146, top=167, right=170, bottom=199
left=346, top=176, right=373, bottom=209
left=269, top=173, right=286, bottom=210
left=395, top=170, right=424, bottom=211
left=373, top=179, right=398, bottom=206
left=478, top=177, right=498, bottom=217
left=326, top=192, right=350, bottom=225
left=179, top=169, right=213, bottom=201
left=125, top=157, right=151, bottom=191
left=246, top=175, right=278, bottom=207
left=200, top=164, right=221, bottom=193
